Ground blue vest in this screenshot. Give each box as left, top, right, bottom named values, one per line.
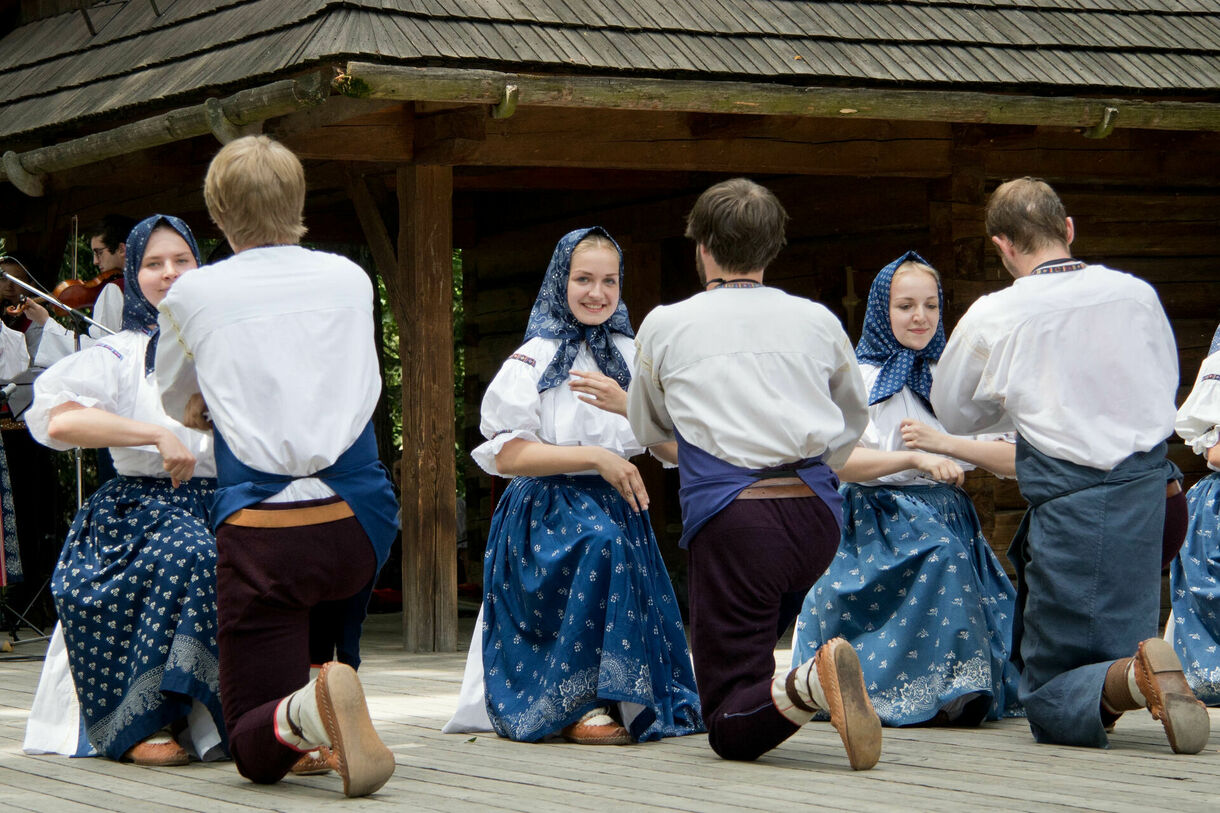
left=210, top=421, right=398, bottom=570
left=673, top=430, right=843, bottom=549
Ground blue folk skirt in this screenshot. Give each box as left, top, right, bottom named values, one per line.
left=51, top=475, right=225, bottom=760
left=792, top=482, right=1022, bottom=725
left=1169, top=472, right=1220, bottom=704
left=482, top=475, right=704, bottom=742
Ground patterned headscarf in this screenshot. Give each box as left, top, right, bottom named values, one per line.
left=120, top=214, right=200, bottom=373
left=524, top=226, right=634, bottom=393
left=1210, top=322, right=1220, bottom=356
left=855, top=250, right=947, bottom=406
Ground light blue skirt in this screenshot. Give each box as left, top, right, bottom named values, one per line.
left=482, top=475, right=703, bottom=742
left=1169, top=472, right=1220, bottom=704
left=792, top=482, right=1022, bottom=725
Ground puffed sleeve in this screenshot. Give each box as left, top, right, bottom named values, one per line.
left=470, top=339, right=552, bottom=477
left=626, top=308, right=676, bottom=448
left=27, top=337, right=137, bottom=451
left=0, top=323, right=28, bottom=380
left=824, top=330, right=869, bottom=470
left=930, top=305, right=1011, bottom=436
left=1176, top=351, right=1220, bottom=457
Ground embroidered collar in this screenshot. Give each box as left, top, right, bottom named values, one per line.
left=706, top=278, right=763, bottom=290
left=1030, top=258, right=1086, bottom=276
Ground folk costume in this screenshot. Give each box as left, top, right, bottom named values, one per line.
left=447, top=227, right=703, bottom=744
left=0, top=323, right=26, bottom=589
left=931, top=261, right=1181, bottom=748
left=23, top=215, right=225, bottom=762
left=628, top=279, right=871, bottom=761
left=791, top=252, right=1021, bottom=726
left=156, top=242, right=397, bottom=784
left=1168, top=334, right=1220, bottom=703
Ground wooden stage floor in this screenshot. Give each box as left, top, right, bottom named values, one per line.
left=2, top=612, right=1219, bottom=812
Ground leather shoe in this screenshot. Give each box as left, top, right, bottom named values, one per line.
left=1133, top=638, right=1210, bottom=754
left=124, top=733, right=190, bottom=767
left=316, top=662, right=396, bottom=797
left=814, top=637, right=882, bottom=770
left=290, top=745, right=336, bottom=776
left=561, top=707, right=632, bottom=745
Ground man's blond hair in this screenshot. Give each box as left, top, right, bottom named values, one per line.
left=204, top=135, right=307, bottom=249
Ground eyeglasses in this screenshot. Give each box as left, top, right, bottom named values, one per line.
left=91, top=248, right=106, bottom=259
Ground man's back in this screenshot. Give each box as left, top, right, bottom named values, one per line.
left=631, top=286, right=866, bottom=470
left=932, top=265, right=1177, bottom=469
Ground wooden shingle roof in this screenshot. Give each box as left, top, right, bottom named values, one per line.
left=1, top=0, right=1218, bottom=143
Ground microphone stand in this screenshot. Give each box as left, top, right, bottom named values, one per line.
left=0, top=272, right=120, bottom=649
left=2, top=270, right=116, bottom=510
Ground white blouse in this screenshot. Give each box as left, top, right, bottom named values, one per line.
left=472, top=335, right=645, bottom=477
left=1176, top=350, right=1220, bottom=470
left=28, top=330, right=215, bottom=478
left=0, top=323, right=28, bottom=379
left=852, top=362, right=1010, bottom=487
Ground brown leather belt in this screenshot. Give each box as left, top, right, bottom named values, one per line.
left=737, top=477, right=813, bottom=500
left=1167, top=480, right=1182, bottom=498
left=223, top=500, right=354, bottom=528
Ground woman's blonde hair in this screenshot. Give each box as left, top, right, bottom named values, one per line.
left=204, top=135, right=307, bottom=249
left=571, top=232, right=619, bottom=259
left=892, top=259, right=940, bottom=285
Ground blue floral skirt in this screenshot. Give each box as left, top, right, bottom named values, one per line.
left=1169, top=472, right=1220, bottom=704
left=51, top=475, right=225, bottom=759
left=482, top=474, right=704, bottom=742
left=792, top=483, right=1022, bottom=725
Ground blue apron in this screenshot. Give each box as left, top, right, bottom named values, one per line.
left=673, top=430, right=843, bottom=549
left=210, top=421, right=398, bottom=669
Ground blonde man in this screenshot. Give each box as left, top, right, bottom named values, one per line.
left=156, top=136, right=398, bottom=796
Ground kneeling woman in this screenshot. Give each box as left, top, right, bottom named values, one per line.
left=447, top=227, right=703, bottom=744
left=25, top=216, right=225, bottom=764
left=792, top=252, right=1022, bottom=726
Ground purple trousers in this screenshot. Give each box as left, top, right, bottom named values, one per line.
left=687, top=495, right=840, bottom=761
left=216, top=509, right=375, bottom=783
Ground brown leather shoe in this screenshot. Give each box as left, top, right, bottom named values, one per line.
left=814, top=637, right=883, bottom=770
left=316, top=662, right=396, bottom=797
left=561, top=708, right=632, bottom=745
left=123, top=733, right=190, bottom=767
left=1133, top=638, right=1210, bottom=754
left=290, top=745, right=336, bottom=776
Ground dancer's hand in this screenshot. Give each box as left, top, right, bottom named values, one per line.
left=913, top=453, right=964, bottom=486
left=155, top=428, right=197, bottom=487
left=595, top=448, right=649, bottom=512
left=181, top=392, right=213, bottom=431
left=570, top=370, right=628, bottom=417
left=900, top=418, right=950, bottom=455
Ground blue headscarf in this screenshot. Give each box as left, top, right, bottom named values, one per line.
left=120, top=214, right=200, bottom=374
left=524, top=226, right=634, bottom=393
left=855, top=250, right=946, bottom=406
left=1210, top=322, right=1220, bottom=356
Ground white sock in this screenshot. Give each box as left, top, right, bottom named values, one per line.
left=1126, top=661, right=1147, bottom=707
left=273, top=680, right=330, bottom=751
left=771, top=657, right=830, bottom=725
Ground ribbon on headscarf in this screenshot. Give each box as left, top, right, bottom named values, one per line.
left=854, top=250, right=946, bottom=406
left=523, top=226, right=634, bottom=393
left=120, top=214, right=200, bottom=375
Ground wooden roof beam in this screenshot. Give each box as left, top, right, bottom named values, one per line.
left=0, top=72, right=328, bottom=196
left=340, top=62, right=1220, bottom=134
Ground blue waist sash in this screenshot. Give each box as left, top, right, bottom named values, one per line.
left=674, top=430, right=843, bottom=549
left=210, top=421, right=399, bottom=569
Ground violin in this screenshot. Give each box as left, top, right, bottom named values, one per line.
left=52, top=266, right=123, bottom=312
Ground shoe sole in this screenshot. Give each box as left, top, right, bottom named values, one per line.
left=818, top=639, right=882, bottom=770
left=561, top=723, right=632, bottom=745
left=1135, top=638, right=1210, bottom=755
left=317, top=663, right=396, bottom=796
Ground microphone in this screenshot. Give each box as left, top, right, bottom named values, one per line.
left=0, top=382, right=15, bottom=403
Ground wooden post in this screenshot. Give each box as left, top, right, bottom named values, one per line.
left=398, top=164, right=458, bottom=652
